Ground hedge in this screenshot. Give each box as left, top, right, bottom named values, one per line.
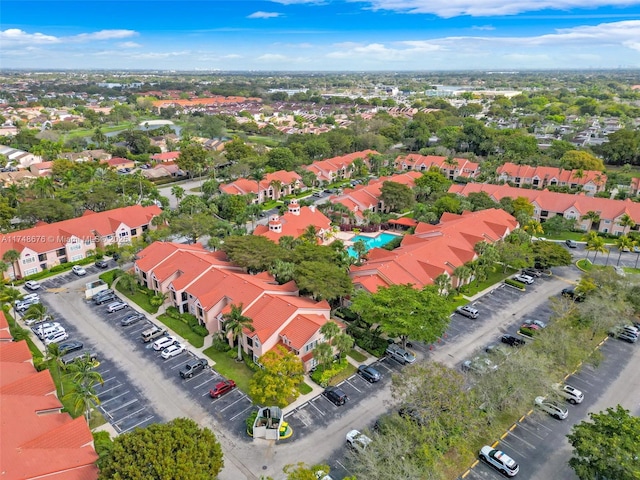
left=504, top=278, right=526, bottom=290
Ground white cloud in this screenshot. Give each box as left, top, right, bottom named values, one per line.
left=0, top=29, right=59, bottom=45
left=472, top=25, right=495, bottom=30
left=247, top=11, right=282, bottom=19
left=72, top=30, right=137, bottom=41
left=364, top=0, right=640, bottom=18
left=118, top=41, right=142, bottom=48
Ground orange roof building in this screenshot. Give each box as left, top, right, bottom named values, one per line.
left=350, top=209, right=518, bottom=293
left=134, top=242, right=333, bottom=370
left=395, top=153, right=480, bottom=179
left=150, top=96, right=261, bottom=111
left=329, top=171, right=422, bottom=223
left=495, top=162, right=606, bottom=195
left=220, top=170, right=303, bottom=204
left=0, top=205, right=162, bottom=280
left=0, top=339, right=99, bottom=480
left=253, top=200, right=331, bottom=243
left=449, top=183, right=640, bottom=235
left=151, top=151, right=180, bottom=163
left=305, top=150, right=379, bottom=184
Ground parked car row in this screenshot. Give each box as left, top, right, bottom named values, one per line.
left=608, top=324, right=639, bottom=344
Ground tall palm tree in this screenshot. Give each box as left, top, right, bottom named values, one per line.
left=63, top=381, right=100, bottom=423
left=434, top=273, right=451, bottom=296
left=301, top=225, right=319, bottom=244
left=0, top=287, right=23, bottom=319
left=222, top=304, right=255, bottom=362
left=615, top=235, right=634, bottom=266
left=32, top=177, right=55, bottom=199
left=249, top=170, right=265, bottom=204
left=0, top=261, right=8, bottom=282
left=269, top=179, right=282, bottom=201
left=453, top=264, right=472, bottom=289
left=2, top=250, right=20, bottom=281
left=45, top=343, right=65, bottom=395
left=585, top=236, right=608, bottom=265
left=333, top=333, right=354, bottom=358
left=581, top=210, right=601, bottom=232
left=171, top=185, right=185, bottom=203
left=319, top=321, right=341, bottom=345
left=66, top=354, right=104, bottom=388
left=617, top=213, right=636, bottom=235
left=23, top=303, right=50, bottom=325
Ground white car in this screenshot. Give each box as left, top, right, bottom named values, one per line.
left=72, top=265, right=87, bottom=276
left=346, top=429, right=372, bottom=452
left=24, top=314, right=54, bottom=327
left=513, top=274, right=534, bottom=285
left=24, top=280, right=41, bottom=290
left=33, top=322, right=61, bottom=338
left=553, top=383, right=584, bottom=404
left=161, top=343, right=185, bottom=359
left=152, top=335, right=176, bottom=351
left=44, top=330, right=69, bottom=346
left=38, top=325, right=65, bottom=341
left=535, top=396, right=568, bottom=420
left=479, top=445, right=519, bottom=477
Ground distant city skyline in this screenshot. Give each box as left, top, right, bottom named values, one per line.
left=2, top=1, right=640, bottom=71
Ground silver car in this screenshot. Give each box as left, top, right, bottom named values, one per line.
left=535, top=396, right=568, bottom=420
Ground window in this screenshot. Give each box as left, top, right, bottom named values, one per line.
left=119, top=231, right=129, bottom=238
left=304, top=340, right=318, bottom=353
left=197, top=306, right=203, bottom=318
left=56, top=248, right=66, bottom=257
left=181, top=292, right=188, bottom=302
left=254, top=338, right=260, bottom=348
left=69, top=243, right=81, bottom=251
left=22, top=256, right=35, bottom=265
left=24, top=268, right=38, bottom=276
left=85, top=239, right=92, bottom=246
left=130, top=228, right=137, bottom=236
left=38, top=253, right=46, bottom=262
left=71, top=254, right=83, bottom=262
left=540, top=210, right=549, bottom=217
left=246, top=337, right=253, bottom=347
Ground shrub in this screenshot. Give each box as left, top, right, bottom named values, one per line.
left=149, top=294, right=165, bottom=307
left=310, top=358, right=349, bottom=387
left=192, top=325, right=209, bottom=337
left=226, top=349, right=238, bottom=360
left=246, top=410, right=258, bottom=436
left=212, top=336, right=231, bottom=352
left=93, top=430, right=113, bottom=457
left=165, top=306, right=181, bottom=319
left=505, top=278, right=526, bottom=289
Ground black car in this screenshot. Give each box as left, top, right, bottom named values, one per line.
left=58, top=340, right=84, bottom=355
left=323, top=386, right=348, bottom=406
left=522, top=268, right=542, bottom=278
left=501, top=334, right=526, bottom=347
left=95, top=260, right=109, bottom=269
left=120, top=312, right=144, bottom=326
left=357, top=364, right=382, bottom=383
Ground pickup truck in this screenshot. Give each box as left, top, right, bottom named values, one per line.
left=141, top=325, right=167, bottom=343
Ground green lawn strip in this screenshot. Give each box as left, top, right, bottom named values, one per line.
left=542, top=231, right=617, bottom=244
left=576, top=258, right=593, bottom=271
left=156, top=313, right=205, bottom=348
left=457, top=266, right=517, bottom=298
left=298, top=382, right=313, bottom=395
left=3, top=309, right=43, bottom=358
left=347, top=348, right=367, bottom=362
left=99, top=270, right=118, bottom=286
left=622, top=266, right=640, bottom=274
left=202, top=346, right=254, bottom=394
left=115, top=284, right=159, bottom=314
left=327, top=363, right=357, bottom=386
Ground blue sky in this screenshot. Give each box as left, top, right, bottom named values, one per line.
left=2, top=0, right=640, bottom=70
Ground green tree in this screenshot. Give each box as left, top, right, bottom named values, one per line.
left=169, top=212, right=218, bottom=244
left=585, top=236, right=608, bottom=264
left=2, top=249, right=20, bottom=281
left=312, top=341, right=334, bottom=367
left=350, top=284, right=450, bottom=349
left=283, top=463, right=333, bottom=480
left=319, top=320, right=341, bottom=345
left=614, top=235, right=634, bottom=266
left=567, top=405, right=640, bottom=480
left=23, top=303, right=50, bottom=324
left=223, top=236, right=287, bottom=273
left=63, top=381, right=100, bottom=422
left=293, top=261, right=353, bottom=303
left=333, top=332, right=355, bottom=357
left=0, top=287, right=23, bottom=319
left=352, top=239, right=367, bottom=264
left=542, top=215, right=577, bottom=236
left=249, top=345, right=304, bottom=407
left=495, top=240, right=532, bottom=272
left=560, top=150, right=606, bottom=171
left=617, top=213, right=636, bottom=235
left=380, top=181, right=415, bottom=212
left=268, top=259, right=296, bottom=284
left=222, top=304, right=254, bottom=362
left=177, top=142, right=209, bottom=178
left=531, top=241, right=573, bottom=269
left=97, top=418, right=224, bottom=480
left=581, top=210, right=601, bottom=232
left=171, top=185, right=185, bottom=203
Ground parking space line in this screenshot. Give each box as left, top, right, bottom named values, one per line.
left=341, top=378, right=362, bottom=393
left=108, top=399, right=138, bottom=414
left=219, top=395, right=245, bottom=412
left=100, top=390, right=130, bottom=405
left=310, top=399, right=327, bottom=415
left=230, top=404, right=255, bottom=421
left=169, top=359, right=189, bottom=369
left=523, top=416, right=553, bottom=432
left=193, top=377, right=214, bottom=389
left=101, top=375, right=117, bottom=383
left=515, top=421, right=547, bottom=441
left=500, top=429, right=537, bottom=450
left=114, top=407, right=147, bottom=424
left=98, top=383, right=122, bottom=395
left=120, top=415, right=155, bottom=434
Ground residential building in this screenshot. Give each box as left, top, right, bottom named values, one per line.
left=449, top=183, right=640, bottom=235
left=495, top=162, right=606, bottom=195
left=0, top=169, right=36, bottom=187
left=0, top=145, right=41, bottom=168
left=101, top=157, right=135, bottom=170
left=0, top=317, right=99, bottom=480
left=330, top=171, right=422, bottom=223
left=151, top=151, right=180, bottom=163
left=220, top=170, right=303, bottom=204
left=305, top=150, right=379, bottom=184
left=59, top=149, right=111, bottom=163
left=350, top=209, right=518, bottom=293
left=134, top=242, right=334, bottom=370
left=394, top=153, right=480, bottom=179
left=630, top=177, right=640, bottom=196
left=29, top=161, right=54, bottom=177
left=254, top=200, right=332, bottom=243
left=0, top=205, right=161, bottom=279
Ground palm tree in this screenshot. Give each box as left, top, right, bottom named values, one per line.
left=249, top=170, right=265, bottom=204
left=312, top=342, right=334, bottom=369
left=615, top=235, right=634, bottom=266
left=63, top=381, right=100, bottom=423
left=45, top=343, right=65, bottom=394
left=268, top=259, right=296, bottom=284
left=23, top=303, right=50, bottom=324
left=453, top=264, right=472, bottom=289
left=0, top=261, right=8, bottom=282
left=32, top=177, right=55, bottom=199
left=66, top=354, right=104, bottom=388
left=434, top=273, right=451, bottom=296
left=617, top=213, right=636, bottom=235
left=0, top=287, right=23, bottom=319
left=171, top=185, right=185, bottom=203
left=301, top=225, right=319, bottom=244
left=3, top=184, right=23, bottom=208
left=2, top=249, right=20, bottom=281
left=222, top=304, right=255, bottom=362
left=352, top=239, right=367, bottom=264
left=320, top=321, right=341, bottom=345
left=333, top=333, right=354, bottom=358
left=581, top=210, right=601, bottom=232
left=269, top=179, right=283, bottom=201
left=585, top=236, right=608, bottom=265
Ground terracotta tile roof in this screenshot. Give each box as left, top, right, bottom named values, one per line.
left=0, top=205, right=161, bottom=256
left=0, top=341, right=98, bottom=480
left=305, top=150, right=379, bottom=181
left=449, top=183, right=640, bottom=225
left=151, top=151, right=180, bottom=162
left=220, top=170, right=302, bottom=196
left=151, top=96, right=260, bottom=108
left=0, top=339, right=32, bottom=363
left=0, top=311, right=11, bottom=341
left=279, top=314, right=328, bottom=350
left=496, top=162, right=606, bottom=187
left=350, top=209, right=517, bottom=292
left=254, top=206, right=331, bottom=242
left=388, top=217, right=418, bottom=227
left=395, top=154, right=480, bottom=177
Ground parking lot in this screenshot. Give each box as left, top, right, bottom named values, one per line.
left=462, top=337, right=637, bottom=480
left=39, top=260, right=116, bottom=290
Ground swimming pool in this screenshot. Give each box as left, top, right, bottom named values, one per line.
left=347, top=232, right=400, bottom=258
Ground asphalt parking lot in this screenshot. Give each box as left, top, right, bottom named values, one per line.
left=40, top=261, right=116, bottom=290
left=462, top=337, right=637, bottom=480
left=284, top=356, right=404, bottom=439
left=80, top=294, right=255, bottom=440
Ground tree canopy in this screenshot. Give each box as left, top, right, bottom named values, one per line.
left=97, top=418, right=224, bottom=480
left=249, top=345, right=304, bottom=407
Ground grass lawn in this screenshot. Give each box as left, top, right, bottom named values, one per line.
left=576, top=258, right=593, bottom=271
left=542, top=231, right=617, bottom=244
left=622, top=266, right=640, bottom=274
left=202, top=346, right=254, bottom=394
left=3, top=309, right=43, bottom=358
left=99, top=270, right=118, bottom=286
left=156, top=313, right=205, bottom=348
left=116, top=284, right=159, bottom=314
left=458, top=266, right=517, bottom=298
left=298, top=382, right=313, bottom=395
left=347, top=349, right=367, bottom=362
left=327, top=363, right=357, bottom=386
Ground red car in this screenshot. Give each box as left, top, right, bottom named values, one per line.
left=209, top=380, right=237, bottom=399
